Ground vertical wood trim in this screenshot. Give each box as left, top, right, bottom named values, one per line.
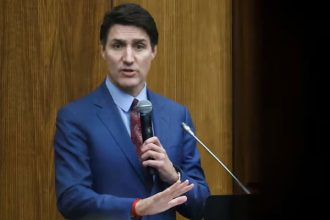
left=232, top=0, right=261, bottom=194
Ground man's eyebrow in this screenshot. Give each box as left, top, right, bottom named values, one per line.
left=110, top=39, right=147, bottom=43
left=111, top=39, right=125, bottom=43
left=133, top=39, right=147, bottom=43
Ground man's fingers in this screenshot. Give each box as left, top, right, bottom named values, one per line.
left=173, top=182, right=194, bottom=199
left=165, top=180, right=194, bottom=198
left=142, top=180, right=194, bottom=216
left=141, top=158, right=166, bottom=169
left=164, top=179, right=182, bottom=193
left=141, top=142, right=165, bottom=154
left=140, top=150, right=164, bottom=161
left=179, top=183, right=194, bottom=195
left=143, top=136, right=161, bottom=146
left=168, top=196, right=188, bottom=207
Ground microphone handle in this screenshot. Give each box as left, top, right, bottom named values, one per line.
left=181, top=122, right=251, bottom=194
left=140, top=113, right=156, bottom=177
left=140, top=113, right=153, bottom=141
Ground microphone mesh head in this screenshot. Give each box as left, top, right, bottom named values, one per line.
left=137, top=100, right=152, bottom=114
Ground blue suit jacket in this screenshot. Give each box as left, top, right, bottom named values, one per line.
left=54, top=81, right=210, bottom=220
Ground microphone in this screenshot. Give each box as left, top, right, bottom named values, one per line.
left=137, top=100, right=154, bottom=141
left=181, top=122, right=251, bottom=194
left=137, top=100, right=156, bottom=176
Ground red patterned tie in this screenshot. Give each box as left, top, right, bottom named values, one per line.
left=130, top=98, right=143, bottom=157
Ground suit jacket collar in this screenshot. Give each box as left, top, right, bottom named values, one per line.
left=147, top=90, right=170, bottom=148
left=92, top=81, right=170, bottom=186
left=93, top=81, right=146, bottom=185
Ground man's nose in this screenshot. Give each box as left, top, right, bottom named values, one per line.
left=123, top=47, right=134, bottom=64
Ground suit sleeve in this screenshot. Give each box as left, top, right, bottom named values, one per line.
left=175, top=108, right=210, bottom=220
left=54, top=107, right=134, bottom=219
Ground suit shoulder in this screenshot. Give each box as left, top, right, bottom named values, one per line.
left=148, top=90, right=187, bottom=111
left=56, top=85, right=103, bottom=117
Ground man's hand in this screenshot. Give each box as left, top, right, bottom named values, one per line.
left=140, top=137, right=179, bottom=184
left=135, top=179, right=194, bottom=216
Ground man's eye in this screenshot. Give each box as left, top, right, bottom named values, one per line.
left=135, top=43, right=146, bottom=50
left=112, top=43, right=122, bottom=49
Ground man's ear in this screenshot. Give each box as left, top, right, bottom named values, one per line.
left=151, top=45, right=157, bottom=59
left=100, top=44, right=105, bottom=59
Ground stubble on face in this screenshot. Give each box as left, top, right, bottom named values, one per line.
left=101, top=25, right=157, bottom=97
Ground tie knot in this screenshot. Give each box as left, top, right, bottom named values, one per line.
left=131, top=98, right=139, bottom=111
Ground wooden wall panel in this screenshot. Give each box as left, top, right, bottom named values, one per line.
left=1, top=0, right=232, bottom=219
left=114, top=0, right=233, bottom=196
left=0, top=0, right=110, bottom=219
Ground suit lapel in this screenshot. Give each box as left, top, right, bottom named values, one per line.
left=148, top=91, right=171, bottom=150
left=94, top=83, right=146, bottom=185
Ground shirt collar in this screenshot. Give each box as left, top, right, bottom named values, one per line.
left=105, top=76, right=147, bottom=112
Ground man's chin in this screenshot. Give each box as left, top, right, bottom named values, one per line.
left=117, top=82, right=144, bottom=96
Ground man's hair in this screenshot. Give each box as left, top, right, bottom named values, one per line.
left=100, top=3, right=158, bottom=49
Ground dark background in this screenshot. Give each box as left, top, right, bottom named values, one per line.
left=257, top=1, right=328, bottom=218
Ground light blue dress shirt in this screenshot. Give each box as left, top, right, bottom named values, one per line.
left=105, top=76, right=147, bottom=136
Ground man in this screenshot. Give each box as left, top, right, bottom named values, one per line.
left=54, top=3, right=210, bottom=220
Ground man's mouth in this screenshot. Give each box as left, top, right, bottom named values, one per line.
left=122, top=68, right=134, bottom=72
left=120, top=68, right=137, bottom=76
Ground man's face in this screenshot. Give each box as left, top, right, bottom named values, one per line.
left=102, top=24, right=157, bottom=96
